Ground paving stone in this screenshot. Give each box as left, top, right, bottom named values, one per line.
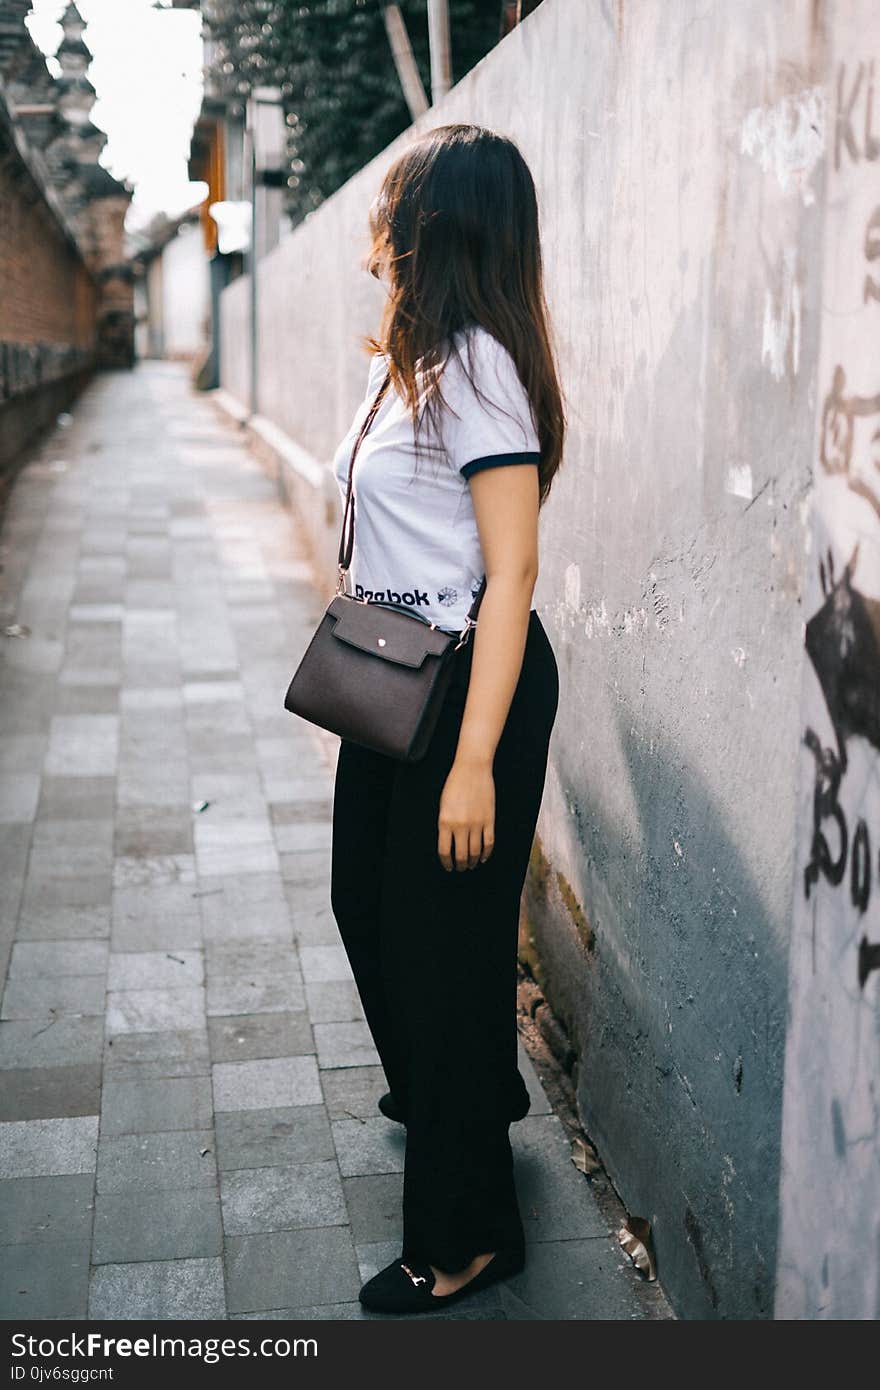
left=16, top=902, right=111, bottom=942
left=89, top=1256, right=226, bottom=1319
left=92, top=1189, right=222, bottom=1265
left=305, top=980, right=364, bottom=1023
left=37, top=775, right=116, bottom=821
left=512, top=1115, right=610, bottom=1242
left=280, top=849, right=333, bottom=889
left=0, top=1064, right=102, bottom=1121
left=121, top=662, right=183, bottom=691
left=107, top=949, right=203, bottom=991
left=78, top=556, right=126, bottom=576
left=214, top=1105, right=334, bottom=1171
left=53, top=684, right=120, bottom=716
left=120, top=687, right=183, bottom=711
left=498, top=1234, right=666, bottom=1321
left=233, top=1303, right=365, bottom=1320
left=313, top=1021, right=380, bottom=1069
left=0, top=877, right=28, bottom=951
left=283, top=888, right=339, bottom=945
left=189, top=770, right=263, bottom=807
left=341, top=1174, right=404, bottom=1244
left=100, top=1076, right=214, bottom=1135
left=0, top=1239, right=90, bottom=1318
left=111, top=882, right=202, bottom=952
left=299, top=945, right=354, bottom=984
left=112, top=854, right=196, bottom=887
left=0, top=1173, right=94, bottom=1243
left=224, top=1226, right=361, bottom=1314
left=114, top=805, right=193, bottom=857
left=269, top=799, right=333, bottom=826
left=19, top=876, right=112, bottom=925
left=182, top=678, right=244, bottom=705
left=0, top=1115, right=98, bottom=1178
left=9, top=940, right=109, bottom=978
left=5, top=637, right=64, bottom=676
left=188, top=735, right=259, bottom=778
left=103, top=1028, right=211, bottom=1080
left=44, top=714, right=119, bottom=776
left=212, top=1055, right=322, bottom=1112
left=116, top=764, right=189, bottom=810
left=69, top=603, right=124, bottom=623
left=0, top=732, right=47, bottom=772
left=197, top=873, right=292, bottom=943
left=256, top=737, right=326, bottom=777
left=195, top=827, right=280, bottom=878
left=207, top=1012, right=313, bottom=1064
left=220, top=1159, right=347, bottom=1235
left=105, top=984, right=205, bottom=1035
left=206, top=974, right=306, bottom=1016
left=320, top=1066, right=388, bottom=1123
left=0, top=773, right=40, bottom=823
left=204, top=941, right=300, bottom=978
left=332, top=1118, right=405, bottom=1178
left=516, top=1040, right=553, bottom=1118
left=0, top=1017, right=104, bottom=1070
left=26, top=855, right=114, bottom=895
left=96, top=1130, right=217, bottom=1194
left=1, top=975, right=106, bottom=1020
left=273, top=822, right=333, bottom=854
left=31, top=812, right=113, bottom=850
left=262, top=775, right=335, bottom=805
left=58, top=665, right=120, bottom=687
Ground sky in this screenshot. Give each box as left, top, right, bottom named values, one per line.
left=26, top=0, right=206, bottom=233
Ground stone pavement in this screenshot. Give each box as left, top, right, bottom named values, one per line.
left=0, top=361, right=670, bottom=1321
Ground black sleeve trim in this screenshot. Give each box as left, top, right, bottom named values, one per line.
left=460, top=451, right=541, bottom=480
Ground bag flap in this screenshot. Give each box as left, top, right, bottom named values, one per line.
left=328, top=595, right=452, bottom=669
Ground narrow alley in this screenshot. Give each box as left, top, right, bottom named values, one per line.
left=0, top=362, right=670, bottom=1321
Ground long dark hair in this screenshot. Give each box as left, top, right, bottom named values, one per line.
left=361, top=123, right=565, bottom=504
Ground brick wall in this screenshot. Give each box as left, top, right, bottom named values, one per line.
left=0, top=117, right=97, bottom=473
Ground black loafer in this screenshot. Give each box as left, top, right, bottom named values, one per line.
left=377, top=1090, right=406, bottom=1123
left=378, top=1084, right=531, bottom=1126
left=358, top=1246, right=526, bottom=1315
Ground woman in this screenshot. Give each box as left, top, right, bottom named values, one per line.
left=329, top=123, right=565, bottom=1315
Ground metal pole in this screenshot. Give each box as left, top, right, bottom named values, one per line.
left=381, top=4, right=429, bottom=120
left=427, top=0, right=452, bottom=104
left=247, top=126, right=257, bottom=417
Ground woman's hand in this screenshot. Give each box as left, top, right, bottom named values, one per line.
left=437, top=755, right=495, bottom=872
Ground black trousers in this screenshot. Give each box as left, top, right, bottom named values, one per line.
left=330, top=608, right=559, bottom=1271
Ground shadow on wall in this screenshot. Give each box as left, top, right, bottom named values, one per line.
left=522, top=697, right=790, bottom=1319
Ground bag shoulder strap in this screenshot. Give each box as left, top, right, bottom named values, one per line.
left=336, top=364, right=487, bottom=627
left=338, top=367, right=392, bottom=575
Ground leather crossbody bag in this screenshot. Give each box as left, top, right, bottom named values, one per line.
left=283, top=366, right=487, bottom=761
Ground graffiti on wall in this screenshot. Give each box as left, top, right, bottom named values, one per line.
left=775, top=29, right=880, bottom=1321
left=803, top=357, right=880, bottom=956
left=800, top=137, right=880, bottom=971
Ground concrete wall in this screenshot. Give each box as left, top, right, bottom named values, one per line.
left=161, top=221, right=210, bottom=360
left=218, top=0, right=878, bottom=1318
left=774, top=0, right=880, bottom=1321
left=219, top=272, right=248, bottom=409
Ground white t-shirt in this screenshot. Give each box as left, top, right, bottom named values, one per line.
left=331, top=322, right=541, bottom=634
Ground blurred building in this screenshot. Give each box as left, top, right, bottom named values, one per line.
left=129, top=206, right=211, bottom=367
left=169, top=0, right=248, bottom=391
left=0, top=1, right=134, bottom=473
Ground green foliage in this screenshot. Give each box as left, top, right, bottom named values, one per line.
left=202, top=0, right=505, bottom=227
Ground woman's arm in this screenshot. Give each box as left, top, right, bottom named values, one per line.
left=436, top=463, right=540, bottom=872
